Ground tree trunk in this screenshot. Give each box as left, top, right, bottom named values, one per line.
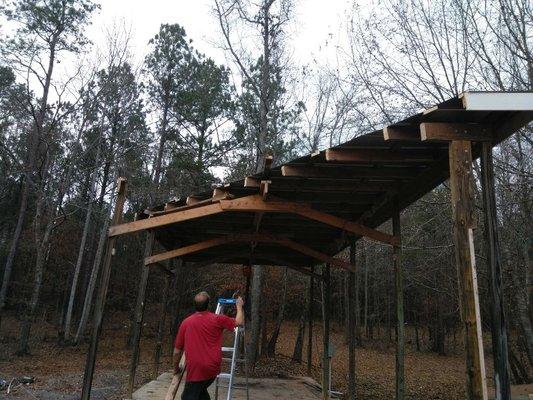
left=292, top=305, right=306, bottom=362
left=267, top=267, right=287, bottom=356
left=17, top=199, right=53, bottom=355
left=0, top=36, right=58, bottom=330
left=363, top=242, right=368, bottom=338
left=75, top=208, right=112, bottom=344
left=64, top=142, right=102, bottom=342
left=247, top=265, right=263, bottom=366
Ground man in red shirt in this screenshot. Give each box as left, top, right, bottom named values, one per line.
left=173, top=291, right=244, bottom=400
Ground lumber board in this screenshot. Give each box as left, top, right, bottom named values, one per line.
left=420, top=122, right=493, bottom=141
left=325, top=148, right=438, bottom=163
left=449, top=140, right=488, bottom=400
left=281, top=165, right=425, bottom=179
left=145, top=233, right=355, bottom=271
left=109, top=202, right=224, bottom=237
left=383, top=126, right=421, bottom=141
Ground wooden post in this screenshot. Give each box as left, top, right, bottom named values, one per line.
left=348, top=243, right=357, bottom=399
left=307, top=265, right=314, bottom=375
left=154, top=272, right=171, bottom=378
left=322, top=264, right=331, bottom=400
left=449, top=140, right=488, bottom=400
left=81, top=178, right=127, bottom=400
left=393, top=204, right=405, bottom=400
left=127, top=231, right=155, bottom=397
left=480, top=142, right=511, bottom=400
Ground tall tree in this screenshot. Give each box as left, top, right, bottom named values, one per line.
left=0, top=0, right=99, bottom=330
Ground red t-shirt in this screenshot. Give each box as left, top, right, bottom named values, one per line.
left=174, top=311, right=236, bottom=382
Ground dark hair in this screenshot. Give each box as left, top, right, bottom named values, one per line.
left=194, top=292, right=210, bottom=312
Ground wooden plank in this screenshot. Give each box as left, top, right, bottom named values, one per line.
left=383, top=126, right=420, bottom=141
left=325, top=148, right=437, bottom=163
left=244, top=176, right=260, bottom=187
left=393, top=204, right=405, bottom=400
left=281, top=165, right=423, bottom=179
left=347, top=243, right=356, bottom=399
left=220, top=195, right=399, bottom=245
left=81, top=178, right=128, bottom=400
left=127, top=231, right=155, bottom=397
left=322, top=264, right=331, bottom=400
left=461, top=91, right=533, bottom=111
left=145, top=233, right=355, bottom=271
left=307, top=265, right=314, bottom=375
left=480, top=143, right=511, bottom=399
left=108, top=202, right=225, bottom=237
left=186, top=195, right=203, bottom=205
left=449, top=140, right=488, bottom=400
left=420, top=122, right=493, bottom=141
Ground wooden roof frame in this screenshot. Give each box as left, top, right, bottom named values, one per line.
left=107, top=91, right=533, bottom=272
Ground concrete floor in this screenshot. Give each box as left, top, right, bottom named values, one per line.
left=132, top=372, right=323, bottom=400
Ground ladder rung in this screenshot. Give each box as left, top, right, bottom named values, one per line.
left=221, top=347, right=235, bottom=352
left=222, top=357, right=245, bottom=362
left=217, top=373, right=232, bottom=379
left=216, top=384, right=248, bottom=389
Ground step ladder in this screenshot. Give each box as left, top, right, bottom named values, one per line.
left=214, top=298, right=249, bottom=400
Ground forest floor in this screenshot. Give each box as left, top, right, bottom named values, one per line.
left=0, top=311, right=528, bottom=399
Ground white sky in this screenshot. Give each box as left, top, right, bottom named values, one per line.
left=85, top=0, right=353, bottom=69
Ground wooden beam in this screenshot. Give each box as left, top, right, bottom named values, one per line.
left=145, top=233, right=355, bottom=271
left=186, top=195, right=203, bottom=205
left=322, top=264, right=331, bottom=400
left=420, top=122, right=493, bottom=142
left=281, top=165, right=423, bottom=179
left=480, top=142, right=511, bottom=399
left=108, top=202, right=225, bottom=237
left=81, top=177, right=127, bottom=400
left=383, top=125, right=420, bottom=141
left=127, top=231, right=155, bottom=397
left=260, top=180, right=270, bottom=200
left=112, top=194, right=397, bottom=245
left=244, top=176, right=260, bottom=188
left=220, top=195, right=399, bottom=245
left=307, top=265, right=314, bottom=375
left=325, top=148, right=437, bottom=163
left=393, top=204, right=405, bottom=400
left=347, top=243, right=356, bottom=399
left=449, top=140, right=488, bottom=400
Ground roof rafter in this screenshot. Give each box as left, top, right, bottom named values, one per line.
left=144, top=233, right=354, bottom=271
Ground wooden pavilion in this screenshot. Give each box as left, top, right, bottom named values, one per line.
left=80, top=91, right=533, bottom=400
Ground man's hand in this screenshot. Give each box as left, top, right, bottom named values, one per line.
left=235, top=296, right=245, bottom=326
left=236, top=296, right=244, bottom=309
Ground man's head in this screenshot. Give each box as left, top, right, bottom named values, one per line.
left=194, top=291, right=210, bottom=312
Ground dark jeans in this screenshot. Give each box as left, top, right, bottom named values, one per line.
left=181, top=378, right=215, bottom=400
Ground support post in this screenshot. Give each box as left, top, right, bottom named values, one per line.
left=153, top=272, right=171, bottom=378
left=81, top=178, right=127, bottom=400
left=127, top=231, right=155, bottom=397
left=322, top=264, right=331, bottom=400
left=348, top=242, right=357, bottom=399
left=307, top=265, right=314, bottom=375
left=480, top=142, right=511, bottom=400
left=393, top=204, right=405, bottom=399
left=449, top=140, right=488, bottom=400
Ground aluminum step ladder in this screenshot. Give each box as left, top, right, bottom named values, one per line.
left=214, top=298, right=249, bottom=400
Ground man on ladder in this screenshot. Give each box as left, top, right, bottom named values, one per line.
left=173, top=292, right=244, bottom=400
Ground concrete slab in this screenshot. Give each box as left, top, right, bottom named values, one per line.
left=132, top=372, right=322, bottom=400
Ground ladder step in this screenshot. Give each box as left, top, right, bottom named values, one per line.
left=217, top=373, right=232, bottom=379
left=216, top=384, right=248, bottom=390
left=222, top=357, right=245, bottom=362
left=221, top=347, right=235, bottom=352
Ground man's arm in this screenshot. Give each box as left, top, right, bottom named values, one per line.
left=173, top=347, right=184, bottom=375
left=235, top=297, right=244, bottom=326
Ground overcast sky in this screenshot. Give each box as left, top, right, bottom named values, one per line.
left=84, top=0, right=353, bottom=69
